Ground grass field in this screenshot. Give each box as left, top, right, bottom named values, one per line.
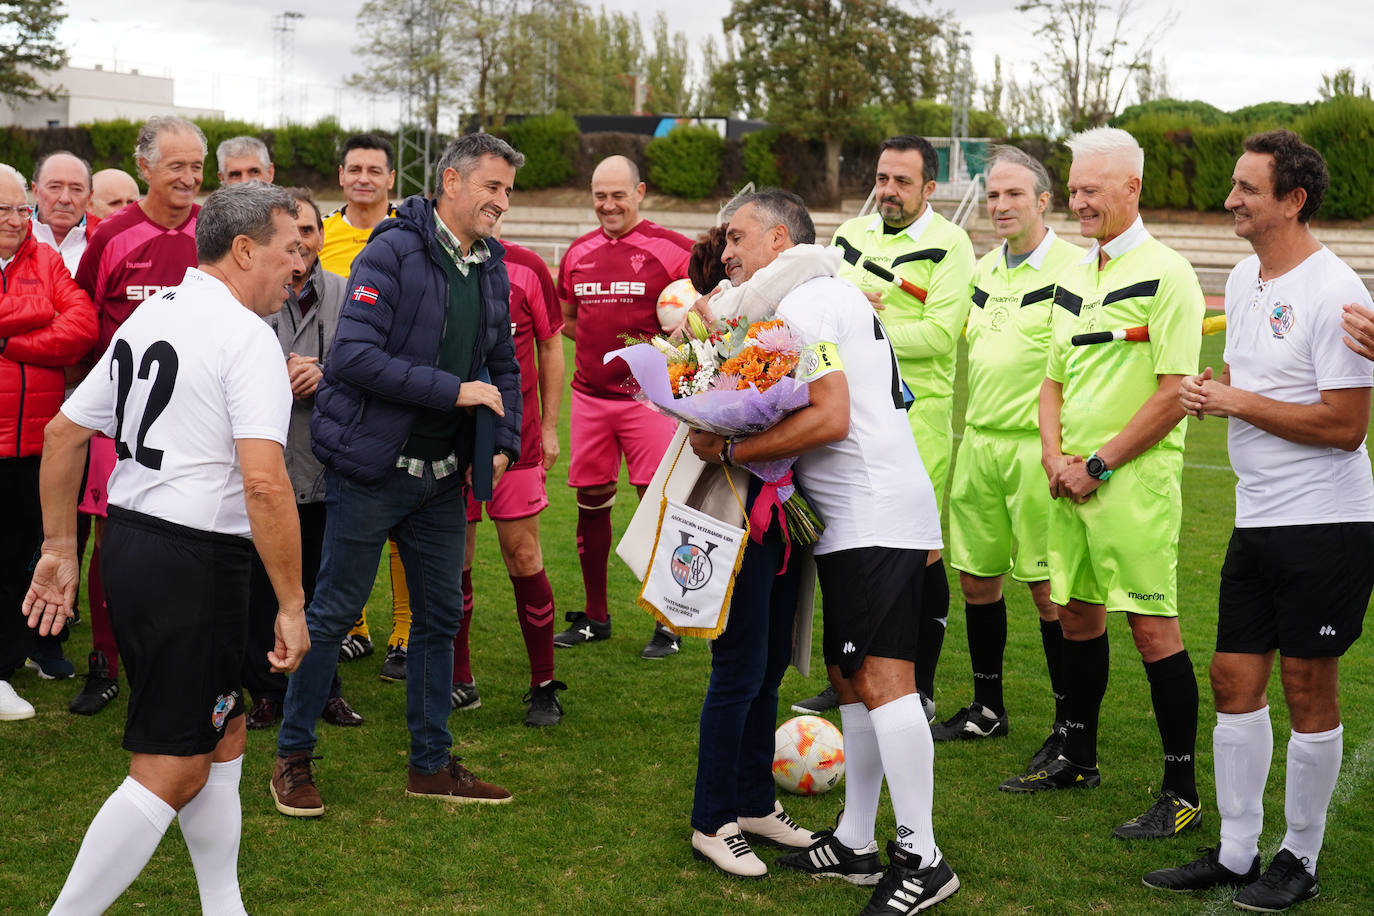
left=4, top=333, right=1374, bottom=915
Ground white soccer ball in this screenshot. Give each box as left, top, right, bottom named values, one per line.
left=773, top=715, right=845, bottom=795
left=656, top=277, right=700, bottom=332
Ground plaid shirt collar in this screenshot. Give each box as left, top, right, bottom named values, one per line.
left=434, top=211, right=489, bottom=276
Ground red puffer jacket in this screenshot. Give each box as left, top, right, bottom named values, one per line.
left=0, top=233, right=97, bottom=457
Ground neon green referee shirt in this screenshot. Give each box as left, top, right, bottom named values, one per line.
left=966, top=227, right=1084, bottom=432
left=832, top=206, right=976, bottom=402
left=1047, top=218, right=1204, bottom=456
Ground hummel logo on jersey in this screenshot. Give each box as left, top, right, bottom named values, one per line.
left=1319, top=625, right=1336, bottom=637
left=126, top=260, right=152, bottom=269
left=351, top=285, right=380, bottom=304
left=842, top=641, right=856, bottom=654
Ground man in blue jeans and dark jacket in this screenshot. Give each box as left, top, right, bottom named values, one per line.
left=271, top=133, right=525, bottom=815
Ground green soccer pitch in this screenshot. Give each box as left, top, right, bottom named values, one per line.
left=4, top=333, right=1373, bottom=915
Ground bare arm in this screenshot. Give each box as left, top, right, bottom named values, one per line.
left=535, top=334, right=565, bottom=470
left=1342, top=303, right=1374, bottom=360
left=238, top=438, right=309, bottom=673
left=1038, top=377, right=1079, bottom=500
left=560, top=298, right=577, bottom=341
left=22, top=413, right=96, bottom=636
left=1057, top=374, right=1188, bottom=502
left=690, top=371, right=850, bottom=465
left=1181, top=365, right=1370, bottom=451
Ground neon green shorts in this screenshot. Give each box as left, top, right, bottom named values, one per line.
left=908, top=397, right=953, bottom=515
left=948, top=426, right=1050, bottom=582
left=1047, top=449, right=1183, bottom=617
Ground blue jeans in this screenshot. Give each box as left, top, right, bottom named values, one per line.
left=691, top=479, right=802, bottom=834
left=278, top=464, right=465, bottom=773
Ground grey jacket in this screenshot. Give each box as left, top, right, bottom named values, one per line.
left=265, top=259, right=346, bottom=503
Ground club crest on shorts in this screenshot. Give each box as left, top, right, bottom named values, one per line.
left=1269, top=302, right=1294, bottom=338
left=211, top=693, right=236, bottom=731
left=670, top=531, right=717, bottom=596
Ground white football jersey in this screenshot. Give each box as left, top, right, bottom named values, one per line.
left=1224, top=248, right=1374, bottom=526
left=63, top=268, right=291, bottom=537
left=779, top=275, right=942, bottom=555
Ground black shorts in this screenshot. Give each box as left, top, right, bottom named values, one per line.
left=102, top=506, right=254, bottom=756
left=1217, top=523, right=1374, bottom=658
left=816, top=547, right=927, bottom=678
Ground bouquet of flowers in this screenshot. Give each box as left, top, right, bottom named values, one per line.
left=609, top=296, right=827, bottom=549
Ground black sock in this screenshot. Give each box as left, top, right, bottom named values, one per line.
left=913, top=558, right=949, bottom=698
left=1039, top=618, right=1067, bottom=723
left=1060, top=632, right=1109, bottom=767
left=966, top=598, right=1007, bottom=714
left=1144, top=649, right=1199, bottom=804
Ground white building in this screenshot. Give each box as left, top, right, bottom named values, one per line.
left=0, top=64, right=223, bottom=128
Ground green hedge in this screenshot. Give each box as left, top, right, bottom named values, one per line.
left=1295, top=96, right=1374, bottom=220
left=645, top=125, right=723, bottom=198
left=741, top=127, right=782, bottom=188
left=503, top=113, right=578, bottom=190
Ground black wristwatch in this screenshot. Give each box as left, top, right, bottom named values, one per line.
left=1085, top=452, right=1113, bottom=481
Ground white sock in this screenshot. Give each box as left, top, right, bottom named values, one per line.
left=1281, top=724, right=1343, bottom=875
left=833, top=702, right=882, bottom=851
left=1214, top=707, right=1272, bottom=875
left=179, top=755, right=249, bottom=916
left=48, top=777, right=175, bottom=915
left=869, top=693, right=938, bottom=862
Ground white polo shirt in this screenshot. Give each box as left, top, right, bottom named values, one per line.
left=1224, top=248, right=1374, bottom=526
left=62, top=268, right=291, bottom=538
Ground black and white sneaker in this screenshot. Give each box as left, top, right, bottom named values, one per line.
left=69, top=651, right=119, bottom=716
left=379, top=643, right=407, bottom=682
left=1025, top=721, right=1069, bottom=774
left=338, top=633, right=374, bottom=662
left=450, top=682, right=481, bottom=711
left=640, top=623, right=681, bottom=659
left=791, top=684, right=839, bottom=714
left=999, top=755, right=1100, bottom=793
left=777, top=831, right=883, bottom=886
left=523, top=680, right=567, bottom=727
left=1143, top=846, right=1260, bottom=893
left=1113, top=789, right=1202, bottom=839
left=553, top=611, right=611, bottom=648
left=858, top=842, right=960, bottom=914
left=929, top=702, right=1008, bottom=741
left=1233, top=849, right=1319, bottom=912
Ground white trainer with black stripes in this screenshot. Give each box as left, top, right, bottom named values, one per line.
left=691, top=822, right=766, bottom=878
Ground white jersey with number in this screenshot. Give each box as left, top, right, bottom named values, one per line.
left=1224, top=248, right=1374, bottom=526
left=62, top=268, right=291, bottom=537
left=778, top=275, right=942, bottom=555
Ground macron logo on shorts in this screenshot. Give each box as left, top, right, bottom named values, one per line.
left=351, top=285, right=380, bottom=305
left=1320, top=625, right=1337, bottom=637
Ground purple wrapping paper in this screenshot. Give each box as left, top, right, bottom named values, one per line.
left=607, top=343, right=810, bottom=487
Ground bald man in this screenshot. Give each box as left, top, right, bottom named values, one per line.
left=89, top=169, right=140, bottom=220
left=554, top=156, right=693, bottom=659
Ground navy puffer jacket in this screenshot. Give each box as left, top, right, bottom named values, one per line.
left=310, top=196, right=521, bottom=485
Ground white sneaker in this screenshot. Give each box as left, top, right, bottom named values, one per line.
left=739, top=800, right=821, bottom=849
left=691, top=822, right=767, bottom=878
left=0, top=680, right=35, bottom=721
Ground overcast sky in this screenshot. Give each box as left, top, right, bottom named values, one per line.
left=54, top=0, right=1374, bottom=128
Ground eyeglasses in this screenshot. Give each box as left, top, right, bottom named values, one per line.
left=0, top=204, right=33, bottom=220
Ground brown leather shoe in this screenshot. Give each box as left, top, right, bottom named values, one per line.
left=245, top=696, right=281, bottom=730
left=271, top=751, right=325, bottom=817
left=406, top=756, right=512, bottom=805
left=321, top=695, right=364, bottom=727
